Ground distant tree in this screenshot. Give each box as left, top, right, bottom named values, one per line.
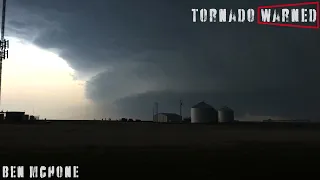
left=121, top=118, right=128, bottom=122
left=128, top=118, right=134, bottom=122
left=108, top=118, right=111, bottom=121
left=135, top=119, right=142, bottom=122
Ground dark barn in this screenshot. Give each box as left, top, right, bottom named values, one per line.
left=5, top=112, right=25, bottom=121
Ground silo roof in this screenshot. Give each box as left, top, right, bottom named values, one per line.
left=192, top=101, right=213, bottom=108
left=219, top=106, right=233, bottom=111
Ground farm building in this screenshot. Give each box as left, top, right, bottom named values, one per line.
left=153, top=113, right=182, bottom=123
left=5, top=111, right=25, bottom=121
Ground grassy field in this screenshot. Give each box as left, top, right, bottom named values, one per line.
left=1, top=121, right=320, bottom=177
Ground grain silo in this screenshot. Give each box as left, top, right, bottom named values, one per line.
left=191, top=101, right=218, bottom=123
left=218, top=106, right=234, bottom=123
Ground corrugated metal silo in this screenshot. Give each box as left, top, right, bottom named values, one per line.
left=218, top=106, right=234, bottom=123
left=191, top=101, right=218, bottom=123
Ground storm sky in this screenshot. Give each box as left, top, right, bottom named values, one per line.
left=5, top=0, right=320, bottom=120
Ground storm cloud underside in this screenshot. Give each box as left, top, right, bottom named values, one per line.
left=7, top=0, right=320, bottom=120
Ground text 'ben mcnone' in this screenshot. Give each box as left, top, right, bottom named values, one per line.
left=191, top=8, right=317, bottom=23
left=1, top=166, right=79, bottom=178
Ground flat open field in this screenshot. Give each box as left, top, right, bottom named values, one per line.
left=1, top=121, right=320, bottom=177
left=1, top=121, right=320, bottom=148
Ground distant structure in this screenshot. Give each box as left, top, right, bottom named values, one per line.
left=0, top=111, right=36, bottom=121
left=191, top=101, right=218, bottom=123
left=218, top=106, right=234, bottom=123
left=30, top=115, right=35, bottom=121
left=120, top=118, right=128, bottom=122
left=182, top=117, right=191, bottom=123
left=153, top=113, right=182, bottom=123
left=24, top=114, right=29, bottom=121
left=262, top=119, right=311, bottom=123
left=5, top=111, right=25, bottom=121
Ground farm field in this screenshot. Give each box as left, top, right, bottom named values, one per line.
left=1, top=121, right=320, bottom=177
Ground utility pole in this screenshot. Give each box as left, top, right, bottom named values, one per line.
left=154, top=102, right=158, bottom=122
left=1, top=0, right=6, bottom=41
left=179, top=99, right=183, bottom=122
left=0, top=0, right=8, bottom=105
left=152, top=104, right=154, bottom=121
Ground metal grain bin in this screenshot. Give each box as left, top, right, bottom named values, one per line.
left=191, top=101, right=218, bottom=123
left=218, top=106, right=234, bottom=123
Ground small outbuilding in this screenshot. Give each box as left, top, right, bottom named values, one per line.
left=153, top=113, right=182, bottom=123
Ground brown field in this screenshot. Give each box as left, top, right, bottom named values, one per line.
left=1, top=121, right=320, bottom=177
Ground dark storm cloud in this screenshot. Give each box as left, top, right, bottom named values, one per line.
left=7, top=0, right=320, bottom=120
left=115, top=89, right=320, bottom=120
